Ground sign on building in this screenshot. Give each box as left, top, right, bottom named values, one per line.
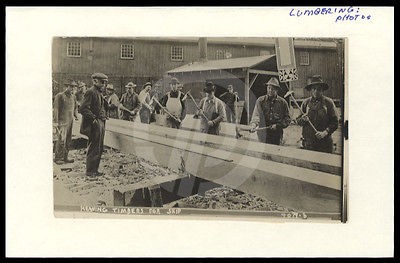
left=275, top=38, right=298, bottom=82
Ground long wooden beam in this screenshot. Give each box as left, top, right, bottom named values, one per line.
left=108, top=119, right=342, bottom=175
left=248, top=69, right=279, bottom=75
left=72, top=119, right=342, bottom=213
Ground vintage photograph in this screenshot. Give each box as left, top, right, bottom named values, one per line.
left=52, top=37, right=346, bottom=221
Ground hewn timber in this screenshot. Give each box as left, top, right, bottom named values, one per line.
left=107, top=118, right=342, bottom=175
left=72, top=118, right=342, bottom=213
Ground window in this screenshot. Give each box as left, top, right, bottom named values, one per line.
left=171, top=46, right=184, bottom=61
left=260, top=50, right=270, bottom=56
left=67, top=42, right=81, bottom=57
left=216, top=50, right=232, bottom=60
left=299, top=51, right=310, bottom=65
left=121, top=44, right=134, bottom=59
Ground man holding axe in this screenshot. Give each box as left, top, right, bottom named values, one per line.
left=249, top=77, right=291, bottom=145
left=156, top=77, right=187, bottom=129
left=293, top=75, right=338, bottom=153
left=138, top=82, right=154, bottom=124
left=193, top=81, right=226, bottom=135
left=119, top=82, right=141, bottom=121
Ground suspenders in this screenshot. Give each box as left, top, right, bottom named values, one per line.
left=202, top=98, right=218, bottom=113
left=167, top=91, right=181, bottom=100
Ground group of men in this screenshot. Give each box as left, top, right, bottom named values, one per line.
left=105, top=81, right=153, bottom=123
left=249, top=75, right=339, bottom=153
left=53, top=72, right=339, bottom=179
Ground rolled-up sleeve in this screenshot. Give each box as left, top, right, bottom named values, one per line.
left=180, top=93, right=187, bottom=120
left=212, top=100, right=226, bottom=124
left=110, top=95, right=120, bottom=107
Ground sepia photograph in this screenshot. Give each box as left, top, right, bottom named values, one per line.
left=52, top=36, right=346, bottom=221
left=6, top=7, right=393, bottom=257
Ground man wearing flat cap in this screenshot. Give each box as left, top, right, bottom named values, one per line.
left=249, top=77, right=290, bottom=145
left=296, top=75, right=338, bottom=153
left=138, top=82, right=154, bottom=124
left=195, top=81, right=226, bottom=135
left=53, top=79, right=79, bottom=164
left=119, top=82, right=141, bottom=121
left=78, top=72, right=109, bottom=178
left=157, top=77, right=187, bottom=129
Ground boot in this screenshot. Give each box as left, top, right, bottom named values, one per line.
left=64, top=158, right=74, bottom=163
left=54, top=159, right=64, bottom=165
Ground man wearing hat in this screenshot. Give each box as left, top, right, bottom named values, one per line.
left=220, top=84, right=239, bottom=123
left=195, top=81, right=226, bottom=135
left=138, top=82, right=154, bottom=124
left=119, top=82, right=141, bottom=121
left=296, top=75, right=338, bottom=153
left=53, top=79, right=79, bottom=164
left=78, top=72, right=109, bottom=177
left=249, top=77, right=290, bottom=145
left=157, top=77, right=187, bottom=129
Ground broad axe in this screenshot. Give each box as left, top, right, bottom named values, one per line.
left=235, top=124, right=273, bottom=139
left=187, top=91, right=210, bottom=122
left=152, top=97, right=182, bottom=123
left=284, top=90, right=318, bottom=133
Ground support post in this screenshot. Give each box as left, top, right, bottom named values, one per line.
left=249, top=73, right=258, bottom=89
left=245, top=70, right=250, bottom=125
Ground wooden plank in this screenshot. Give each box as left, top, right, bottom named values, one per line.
left=245, top=70, right=250, bottom=124
left=249, top=73, right=259, bottom=89
left=248, top=69, right=279, bottom=75
left=106, top=118, right=342, bottom=175
left=72, top=118, right=342, bottom=212
left=108, top=125, right=341, bottom=189
left=98, top=126, right=341, bottom=213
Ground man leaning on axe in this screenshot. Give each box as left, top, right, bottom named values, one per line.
left=249, top=77, right=291, bottom=145
left=296, top=75, right=338, bottom=153
left=157, top=77, right=187, bottom=129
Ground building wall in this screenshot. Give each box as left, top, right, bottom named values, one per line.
left=52, top=37, right=343, bottom=102
left=291, top=47, right=343, bottom=101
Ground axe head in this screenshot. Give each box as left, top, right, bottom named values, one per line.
left=284, top=90, right=295, bottom=99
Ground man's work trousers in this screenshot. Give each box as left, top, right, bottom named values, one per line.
left=166, top=117, right=181, bottom=129
left=264, top=129, right=283, bottom=146
left=54, top=121, right=73, bottom=161
left=225, top=105, right=236, bottom=123
left=140, top=108, right=150, bottom=124
left=201, top=125, right=220, bottom=135
left=86, top=120, right=105, bottom=174
left=304, top=136, right=333, bottom=154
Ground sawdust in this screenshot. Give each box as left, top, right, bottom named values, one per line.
left=54, top=148, right=297, bottom=212
left=53, top=148, right=177, bottom=207
left=173, top=186, right=297, bottom=212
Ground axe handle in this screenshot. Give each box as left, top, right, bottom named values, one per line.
left=153, top=98, right=181, bottom=123
left=188, top=93, right=210, bottom=122
left=241, top=125, right=273, bottom=132
left=290, top=94, right=318, bottom=133
left=236, top=125, right=273, bottom=139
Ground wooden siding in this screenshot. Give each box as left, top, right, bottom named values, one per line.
left=291, top=48, right=344, bottom=101
left=52, top=37, right=343, bottom=101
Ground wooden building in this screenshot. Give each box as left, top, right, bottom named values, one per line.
left=52, top=37, right=344, bottom=104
